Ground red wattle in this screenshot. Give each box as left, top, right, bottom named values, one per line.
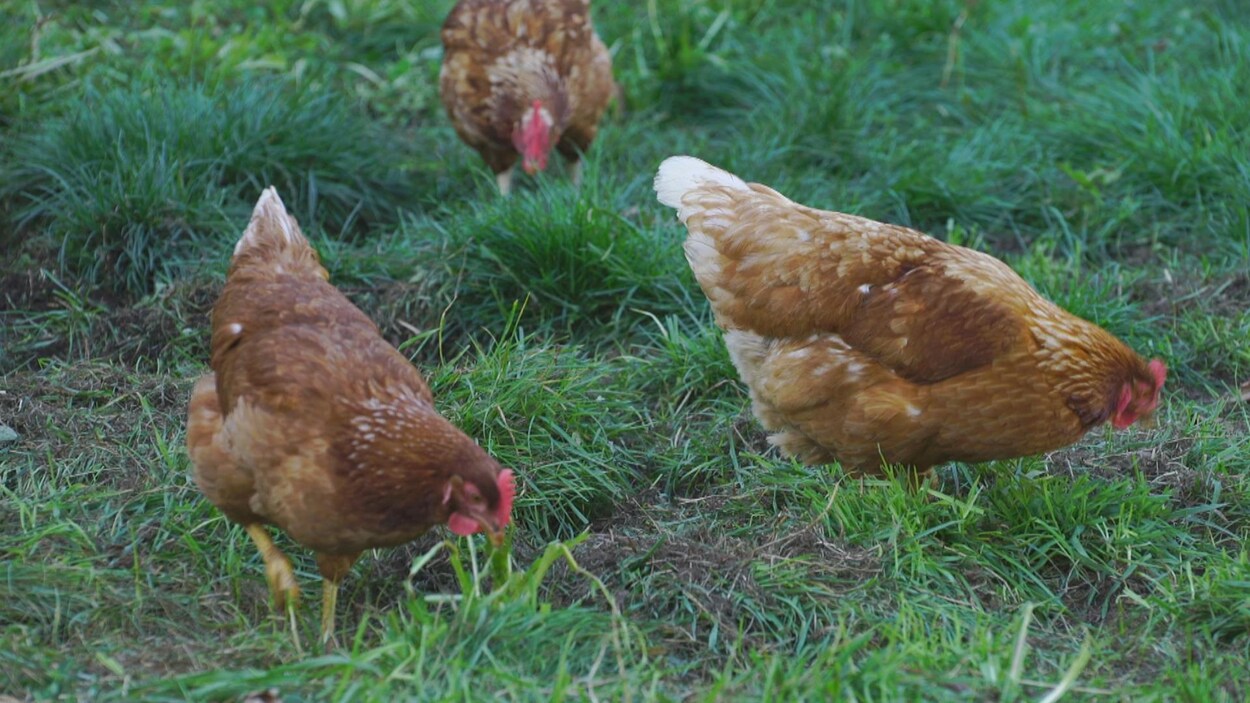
left=448, top=512, right=479, bottom=536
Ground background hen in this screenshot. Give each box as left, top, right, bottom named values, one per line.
left=186, top=188, right=515, bottom=645
left=656, top=156, right=1166, bottom=481
left=439, top=0, right=616, bottom=195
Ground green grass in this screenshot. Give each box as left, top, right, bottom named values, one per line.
left=0, top=76, right=412, bottom=296
left=2, top=0, right=1249, bottom=700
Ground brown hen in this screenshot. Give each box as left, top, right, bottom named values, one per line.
left=655, top=156, right=1166, bottom=481
left=439, top=0, right=617, bottom=195
left=186, top=188, right=515, bottom=645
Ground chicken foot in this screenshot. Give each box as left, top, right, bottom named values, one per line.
left=315, top=552, right=361, bottom=648
left=496, top=165, right=515, bottom=196
left=244, top=524, right=303, bottom=650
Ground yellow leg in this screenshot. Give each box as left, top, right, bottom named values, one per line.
left=244, top=524, right=301, bottom=608
left=244, top=524, right=303, bottom=651
left=316, top=553, right=360, bottom=650
left=321, top=578, right=340, bottom=648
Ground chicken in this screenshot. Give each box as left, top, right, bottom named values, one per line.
left=439, top=0, right=617, bottom=195
left=654, top=156, right=1167, bottom=481
left=186, top=188, right=515, bottom=645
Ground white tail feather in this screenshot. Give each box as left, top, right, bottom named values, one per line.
left=654, top=155, right=749, bottom=222
left=233, top=186, right=302, bottom=257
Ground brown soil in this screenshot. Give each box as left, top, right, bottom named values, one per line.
left=0, top=362, right=193, bottom=488
left=0, top=265, right=61, bottom=312
left=1, top=273, right=219, bottom=373
left=1051, top=436, right=1202, bottom=492
left=1135, top=269, right=1250, bottom=320
left=547, top=490, right=881, bottom=645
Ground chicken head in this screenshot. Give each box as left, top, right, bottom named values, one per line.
left=1111, top=359, right=1167, bottom=429
left=444, top=469, right=516, bottom=546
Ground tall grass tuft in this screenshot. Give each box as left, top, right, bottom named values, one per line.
left=0, top=76, right=413, bottom=296
left=439, top=187, right=695, bottom=340
left=431, top=330, right=646, bottom=541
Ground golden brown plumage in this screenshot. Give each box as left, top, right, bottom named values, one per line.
left=186, top=188, right=515, bottom=645
left=439, top=0, right=616, bottom=194
left=655, top=156, right=1167, bottom=480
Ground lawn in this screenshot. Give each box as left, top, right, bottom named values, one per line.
left=1, top=0, right=1248, bottom=700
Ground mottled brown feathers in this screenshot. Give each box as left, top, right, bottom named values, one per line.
left=656, top=156, right=1163, bottom=478
left=439, top=0, right=616, bottom=176
left=187, top=188, right=510, bottom=557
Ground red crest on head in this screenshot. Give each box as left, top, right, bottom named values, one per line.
left=496, top=469, right=515, bottom=527
left=444, top=470, right=515, bottom=536
left=1147, top=359, right=1167, bottom=390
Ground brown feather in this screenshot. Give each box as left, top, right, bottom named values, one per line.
left=656, top=156, right=1163, bottom=478
left=187, top=189, right=508, bottom=555
left=439, top=0, right=616, bottom=175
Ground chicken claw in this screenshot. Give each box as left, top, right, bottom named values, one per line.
left=321, top=579, right=341, bottom=649
left=245, top=524, right=301, bottom=608
left=316, top=553, right=360, bottom=649
left=245, top=524, right=304, bottom=651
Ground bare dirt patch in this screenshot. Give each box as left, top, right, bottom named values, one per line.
left=1046, top=433, right=1248, bottom=535
left=1134, top=269, right=1250, bottom=320
left=1050, top=437, right=1203, bottom=494
left=0, top=265, right=61, bottom=312
left=550, top=490, right=881, bottom=645
left=0, top=362, right=192, bottom=487
left=2, top=274, right=219, bottom=372
left=345, top=486, right=883, bottom=653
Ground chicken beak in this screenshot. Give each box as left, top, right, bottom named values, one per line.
left=484, top=522, right=505, bottom=548
left=1138, top=411, right=1159, bottom=430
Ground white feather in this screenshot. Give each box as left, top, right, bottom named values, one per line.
left=682, top=230, right=723, bottom=282
left=722, top=328, right=769, bottom=387
left=654, top=156, right=749, bottom=222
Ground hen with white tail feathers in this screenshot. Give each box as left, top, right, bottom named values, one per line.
left=654, top=156, right=1166, bottom=480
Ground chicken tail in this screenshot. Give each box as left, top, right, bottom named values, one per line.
left=657, top=155, right=841, bottom=336
left=655, top=157, right=754, bottom=326
left=230, top=187, right=325, bottom=278
left=654, top=156, right=750, bottom=222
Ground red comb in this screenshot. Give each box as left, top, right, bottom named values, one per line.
left=496, top=469, right=515, bottom=527
left=1148, top=359, right=1167, bottom=387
